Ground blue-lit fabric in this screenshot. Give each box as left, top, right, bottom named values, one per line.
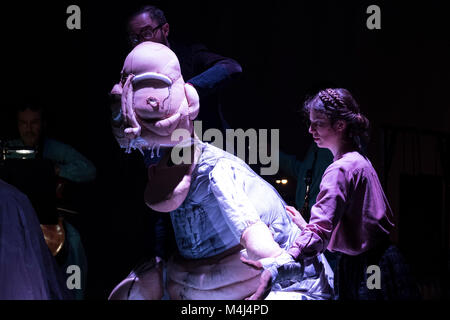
left=0, top=180, right=73, bottom=299
left=143, top=148, right=167, bottom=168
left=6, top=139, right=96, bottom=183
left=170, top=142, right=299, bottom=260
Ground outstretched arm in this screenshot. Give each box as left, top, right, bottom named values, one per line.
left=188, top=44, right=242, bottom=98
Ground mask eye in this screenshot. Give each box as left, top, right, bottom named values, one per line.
left=147, top=97, right=159, bottom=109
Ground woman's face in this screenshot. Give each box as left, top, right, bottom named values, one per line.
left=308, top=109, right=341, bottom=150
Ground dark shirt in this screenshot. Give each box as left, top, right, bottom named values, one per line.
left=170, top=41, right=242, bottom=132
left=171, top=41, right=242, bottom=98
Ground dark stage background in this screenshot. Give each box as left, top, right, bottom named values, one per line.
left=1, top=0, right=449, bottom=299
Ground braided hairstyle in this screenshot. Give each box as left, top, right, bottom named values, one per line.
left=303, top=88, right=370, bottom=155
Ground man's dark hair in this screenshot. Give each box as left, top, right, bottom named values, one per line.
left=17, top=103, right=43, bottom=113
left=15, top=102, right=48, bottom=128
left=16, top=102, right=46, bottom=118
left=128, top=5, right=168, bottom=26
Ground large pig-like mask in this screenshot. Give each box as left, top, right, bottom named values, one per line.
left=111, top=41, right=199, bottom=154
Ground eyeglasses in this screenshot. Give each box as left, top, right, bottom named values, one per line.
left=129, top=23, right=165, bottom=46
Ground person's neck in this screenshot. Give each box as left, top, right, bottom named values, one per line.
left=329, top=141, right=355, bottom=161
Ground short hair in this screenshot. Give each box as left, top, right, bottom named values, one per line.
left=16, top=102, right=46, bottom=120
left=128, top=5, right=167, bottom=26
left=17, top=103, right=42, bottom=113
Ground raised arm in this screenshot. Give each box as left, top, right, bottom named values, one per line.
left=187, top=44, right=242, bottom=98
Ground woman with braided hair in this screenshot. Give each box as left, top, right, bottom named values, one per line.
left=245, top=88, right=420, bottom=300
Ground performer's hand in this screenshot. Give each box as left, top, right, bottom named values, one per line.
left=240, top=256, right=272, bottom=300
left=285, top=205, right=307, bottom=230
left=240, top=255, right=263, bottom=269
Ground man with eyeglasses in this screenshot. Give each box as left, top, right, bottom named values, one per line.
left=127, top=11, right=169, bottom=48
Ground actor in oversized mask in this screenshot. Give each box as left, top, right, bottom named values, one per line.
left=108, top=42, right=334, bottom=300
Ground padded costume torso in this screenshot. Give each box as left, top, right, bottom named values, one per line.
left=170, top=141, right=300, bottom=259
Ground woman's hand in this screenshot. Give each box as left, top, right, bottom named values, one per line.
left=285, top=205, right=307, bottom=230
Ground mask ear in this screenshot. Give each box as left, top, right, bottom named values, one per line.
left=185, top=83, right=199, bottom=120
